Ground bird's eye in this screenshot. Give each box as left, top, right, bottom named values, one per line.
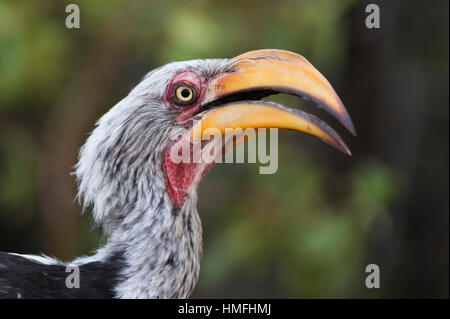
left=175, top=85, right=195, bottom=103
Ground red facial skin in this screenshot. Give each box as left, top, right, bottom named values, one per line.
left=162, top=142, right=199, bottom=208
left=163, top=70, right=207, bottom=123
left=162, top=70, right=211, bottom=208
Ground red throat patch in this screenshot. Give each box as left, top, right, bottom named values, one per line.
left=162, top=134, right=218, bottom=208
left=162, top=143, right=199, bottom=208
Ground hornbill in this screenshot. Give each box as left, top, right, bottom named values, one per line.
left=0, top=49, right=355, bottom=298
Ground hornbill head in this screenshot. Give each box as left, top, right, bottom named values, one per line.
left=71, top=49, right=354, bottom=298
left=77, top=49, right=354, bottom=221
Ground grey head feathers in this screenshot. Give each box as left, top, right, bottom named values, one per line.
left=74, top=58, right=232, bottom=233
left=69, top=58, right=234, bottom=298
left=1, top=58, right=236, bottom=299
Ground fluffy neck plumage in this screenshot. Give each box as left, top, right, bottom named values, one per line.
left=106, top=191, right=202, bottom=298
left=74, top=98, right=204, bottom=298
left=76, top=162, right=203, bottom=299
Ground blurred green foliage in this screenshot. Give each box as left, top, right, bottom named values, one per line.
left=198, top=143, right=397, bottom=297
left=0, top=0, right=447, bottom=298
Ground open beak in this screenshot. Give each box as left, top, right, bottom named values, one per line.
left=191, top=49, right=355, bottom=155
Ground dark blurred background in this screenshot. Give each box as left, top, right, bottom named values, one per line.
left=0, top=0, right=447, bottom=298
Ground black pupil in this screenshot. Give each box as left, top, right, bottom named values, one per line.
left=181, top=88, right=191, bottom=98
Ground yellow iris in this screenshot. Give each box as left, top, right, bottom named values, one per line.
left=175, top=86, right=194, bottom=102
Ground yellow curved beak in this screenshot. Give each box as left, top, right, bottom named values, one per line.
left=192, top=49, right=355, bottom=155
left=191, top=101, right=351, bottom=155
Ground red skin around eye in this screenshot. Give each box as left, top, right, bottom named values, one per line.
left=163, top=70, right=207, bottom=123
left=162, top=70, right=208, bottom=208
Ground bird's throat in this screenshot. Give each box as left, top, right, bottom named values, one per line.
left=105, top=190, right=203, bottom=298
left=163, top=150, right=199, bottom=208
left=162, top=138, right=214, bottom=208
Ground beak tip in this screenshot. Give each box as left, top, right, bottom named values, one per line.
left=347, top=122, right=357, bottom=137
left=339, top=109, right=357, bottom=136
left=340, top=144, right=353, bottom=156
